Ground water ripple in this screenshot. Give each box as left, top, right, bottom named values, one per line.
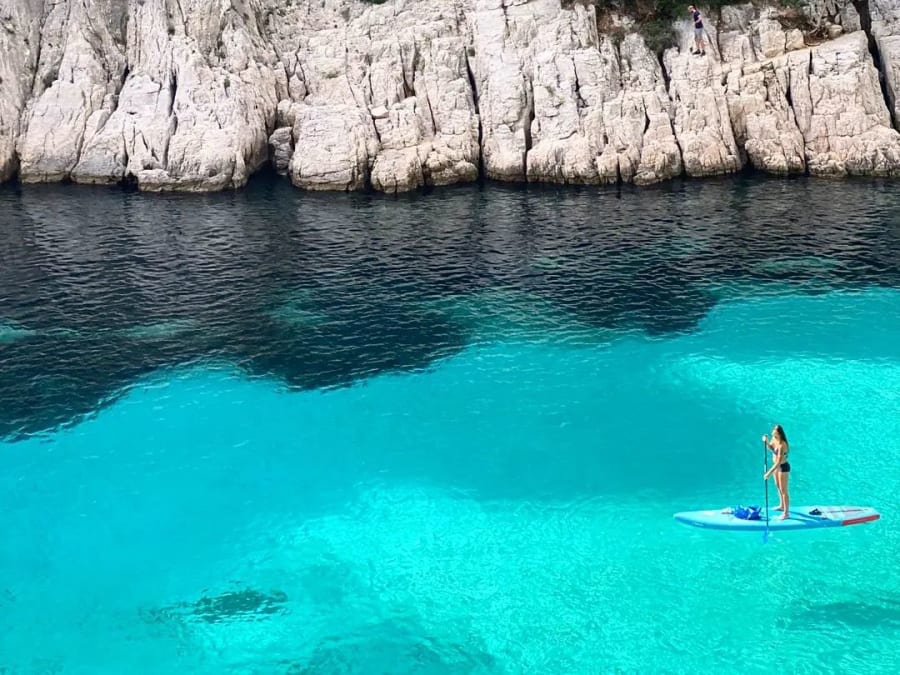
left=1, top=176, right=899, bottom=438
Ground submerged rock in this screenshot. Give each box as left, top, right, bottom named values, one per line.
left=145, top=587, right=289, bottom=625
left=1, top=0, right=900, bottom=193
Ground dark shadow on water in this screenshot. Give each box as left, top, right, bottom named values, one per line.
left=791, top=596, right=900, bottom=630
left=1, top=175, right=900, bottom=437
left=140, top=578, right=499, bottom=674
left=143, top=587, right=289, bottom=625
left=225, top=302, right=470, bottom=391
left=285, top=621, right=499, bottom=675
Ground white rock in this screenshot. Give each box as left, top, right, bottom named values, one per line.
left=72, top=74, right=174, bottom=184
left=268, top=127, right=294, bottom=175
left=616, top=34, right=683, bottom=185
left=878, top=35, right=900, bottom=129
left=726, top=58, right=806, bottom=174
left=869, top=0, right=900, bottom=37
left=797, top=32, right=900, bottom=176
left=18, top=0, right=126, bottom=183
left=288, top=103, right=378, bottom=191
left=718, top=3, right=758, bottom=65
left=802, top=1, right=861, bottom=33
left=785, top=29, right=806, bottom=52
left=525, top=14, right=603, bottom=184
left=0, top=0, right=43, bottom=182
left=839, top=1, right=862, bottom=32
left=371, top=149, right=426, bottom=193
left=664, top=48, right=743, bottom=177
left=470, top=0, right=537, bottom=181
left=269, top=1, right=478, bottom=192
left=753, top=9, right=787, bottom=59
left=3, top=0, right=900, bottom=193
left=67, top=0, right=278, bottom=191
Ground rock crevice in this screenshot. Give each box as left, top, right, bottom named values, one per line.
left=853, top=0, right=900, bottom=128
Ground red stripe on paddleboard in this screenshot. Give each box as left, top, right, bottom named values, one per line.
left=842, top=514, right=880, bottom=526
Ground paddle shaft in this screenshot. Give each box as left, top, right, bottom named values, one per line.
left=763, top=440, right=770, bottom=533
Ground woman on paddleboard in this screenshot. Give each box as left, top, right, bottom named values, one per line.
left=762, top=425, right=790, bottom=520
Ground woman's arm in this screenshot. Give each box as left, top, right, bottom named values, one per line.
left=764, top=446, right=783, bottom=478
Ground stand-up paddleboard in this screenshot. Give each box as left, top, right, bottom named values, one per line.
left=674, top=505, right=880, bottom=531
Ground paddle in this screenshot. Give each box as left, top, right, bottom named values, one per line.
left=762, top=438, right=770, bottom=543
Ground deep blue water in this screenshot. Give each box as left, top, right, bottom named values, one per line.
left=1, top=175, right=899, bottom=673
left=3, top=176, right=898, bottom=439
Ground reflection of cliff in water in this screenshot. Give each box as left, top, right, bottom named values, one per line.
left=1, top=176, right=899, bottom=437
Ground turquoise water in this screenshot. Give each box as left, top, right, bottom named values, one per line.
left=2, top=285, right=899, bottom=674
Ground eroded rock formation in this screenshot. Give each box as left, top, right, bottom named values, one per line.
left=0, top=0, right=899, bottom=193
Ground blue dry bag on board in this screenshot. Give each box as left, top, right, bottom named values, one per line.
left=732, top=505, right=762, bottom=520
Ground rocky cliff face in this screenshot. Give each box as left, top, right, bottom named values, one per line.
left=1, top=0, right=900, bottom=193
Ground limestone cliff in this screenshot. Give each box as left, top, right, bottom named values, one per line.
left=1, top=0, right=899, bottom=193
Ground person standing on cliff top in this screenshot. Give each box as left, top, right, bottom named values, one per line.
left=688, top=5, right=706, bottom=56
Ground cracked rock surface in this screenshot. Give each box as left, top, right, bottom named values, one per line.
left=1, top=0, right=900, bottom=193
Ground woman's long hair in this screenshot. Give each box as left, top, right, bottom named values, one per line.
left=773, top=424, right=788, bottom=444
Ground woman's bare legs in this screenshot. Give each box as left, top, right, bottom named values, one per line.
left=772, top=469, right=785, bottom=511
left=778, top=471, right=790, bottom=520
